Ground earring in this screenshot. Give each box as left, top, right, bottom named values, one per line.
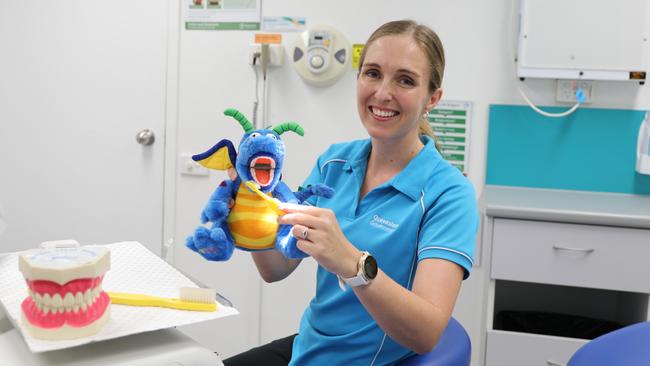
left=422, top=111, right=429, bottom=119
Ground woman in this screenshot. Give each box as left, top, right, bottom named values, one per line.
left=225, top=19, right=478, bottom=365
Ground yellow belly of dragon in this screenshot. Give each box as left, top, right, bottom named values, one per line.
left=227, top=182, right=279, bottom=250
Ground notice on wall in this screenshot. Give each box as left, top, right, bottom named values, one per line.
left=426, top=100, right=472, bottom=174
left=262, top=16, right=306, bottom=32
left=185, top=0, right=261, bottom=30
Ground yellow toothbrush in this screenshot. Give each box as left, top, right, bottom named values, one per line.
left=244, top=181, right=286, bottom=215
left=108, top=287, right=217, bottom=312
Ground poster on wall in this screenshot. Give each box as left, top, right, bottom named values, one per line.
left=426, top=100, right=472, bottom=174
left=185, top=0, right=261, bottom=30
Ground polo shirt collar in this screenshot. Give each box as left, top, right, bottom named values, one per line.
left=344, top=137, right=441, bottom=201
left=342, top=139, right=371, bottom=172
left=391, top=136, right=441, bottom=200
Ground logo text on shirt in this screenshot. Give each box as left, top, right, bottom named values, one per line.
left=369, top=214, right=399, bottom=232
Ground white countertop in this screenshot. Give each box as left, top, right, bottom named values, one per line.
left=481, top=185, right=650, bottom=229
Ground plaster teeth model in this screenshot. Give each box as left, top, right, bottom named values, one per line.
left=18, top=244, right=111, bottom=340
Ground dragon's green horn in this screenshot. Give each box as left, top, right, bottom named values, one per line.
left=224, top=108, right=254, bottom=133
left=272, top=122, right=305, bottom=136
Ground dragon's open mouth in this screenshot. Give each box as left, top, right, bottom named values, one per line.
left=249, top=156, right=276, bottom=187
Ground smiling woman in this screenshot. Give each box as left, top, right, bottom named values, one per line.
left=357, top=20, right=445, bottom=151
left=224, top=20, right=478, bottom=366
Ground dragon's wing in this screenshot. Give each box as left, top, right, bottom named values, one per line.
left=192, top=139, right=237, bottom=170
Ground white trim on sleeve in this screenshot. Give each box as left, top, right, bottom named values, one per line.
left=418, top=246, right=474, bottom=265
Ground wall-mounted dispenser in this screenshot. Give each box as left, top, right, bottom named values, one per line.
left=292, top=25, right=350, bottom=87
left=637, top=113, right=650, bottom=175
left=517, top=0, right=648, bottom=83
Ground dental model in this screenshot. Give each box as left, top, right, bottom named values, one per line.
left=18, top=244, right=111, bottom=340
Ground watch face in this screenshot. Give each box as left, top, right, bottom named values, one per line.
left=363, top=255, right=378, bottom=279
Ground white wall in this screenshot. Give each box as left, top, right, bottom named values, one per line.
left=171, top=0, right=650, bottom=362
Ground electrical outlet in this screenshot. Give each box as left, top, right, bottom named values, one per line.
left=556, top=80, right=593, bottom=103
left=179, top=154, right=210, bottom=177
left=248, top=44, right=285, bottom=66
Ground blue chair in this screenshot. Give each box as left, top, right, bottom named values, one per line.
left=567, top=321, right=650, bottom=366
left=398, top=317, right=471, bottom=366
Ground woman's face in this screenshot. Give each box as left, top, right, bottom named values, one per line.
left=357, top=35, right=441, bottom=144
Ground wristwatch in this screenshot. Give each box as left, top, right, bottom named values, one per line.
left=337, top=251, right=378, bottom=290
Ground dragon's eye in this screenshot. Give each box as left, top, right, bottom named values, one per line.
left=268, top=134, right=277, bottom=140
left=249, top=132, right=261, bottom=138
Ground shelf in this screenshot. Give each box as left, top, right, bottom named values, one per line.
left=493, top=280, right=649, bottom=340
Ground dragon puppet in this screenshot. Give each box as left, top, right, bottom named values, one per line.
left=186, top=108, right=334, bottom=261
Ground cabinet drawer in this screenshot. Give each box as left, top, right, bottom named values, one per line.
left=485, top=330, right=586, bottom=366
left=491, top=219, right=650, bottom=293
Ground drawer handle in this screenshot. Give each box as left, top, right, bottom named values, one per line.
left=546, top=360, right=566, bottom=366
left=552, top=245, right=595, bottom=253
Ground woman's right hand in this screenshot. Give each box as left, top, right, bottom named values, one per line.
left=277, top=203, right=361, bottom=278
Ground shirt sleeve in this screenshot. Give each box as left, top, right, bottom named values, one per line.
left=417, top=181, right=479, bottom=279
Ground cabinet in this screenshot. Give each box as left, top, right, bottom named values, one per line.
left=479, top=186, right=650, bottom=366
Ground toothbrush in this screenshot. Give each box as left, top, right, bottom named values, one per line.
left=244, top=180, right=286, bottom=215
left=108, top=287, right=217, bottom=312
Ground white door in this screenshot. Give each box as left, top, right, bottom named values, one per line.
left=0, top=1, right=169, bottom=254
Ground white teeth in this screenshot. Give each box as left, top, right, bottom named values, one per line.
left=372, top=107, right=397, bottom=118
left=63, top=293, right=74, bottom=308
left=76, top=292, right=84, bottom=305
left=43, top=294, right=52, bottom=307
left=52, top=294, right=63, bottom=309
left=84, top=289, right=92, bottom=303
left=30, top=287, right=103, bottom=314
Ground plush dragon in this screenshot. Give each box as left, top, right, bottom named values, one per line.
left=186, top=108, right=334, bottom=261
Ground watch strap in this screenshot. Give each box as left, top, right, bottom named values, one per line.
left=337, top=251, right=371, bottom=290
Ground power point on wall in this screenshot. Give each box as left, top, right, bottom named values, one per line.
left=248, top=44, right=284, bottom=66
left=179, top=154, right=210, bottom=177
left=556, top=80, right=593, bottom=104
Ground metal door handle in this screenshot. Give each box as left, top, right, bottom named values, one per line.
left=552, top=245, right=595, bottom=253
left=136, top=129, right=155, bottom=146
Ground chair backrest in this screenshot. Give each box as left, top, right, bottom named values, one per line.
left=397, top=317, right=471, bottom=366
left=568, top=321, right=650, bottom=366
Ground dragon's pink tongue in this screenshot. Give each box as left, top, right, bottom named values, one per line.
left=255, top=169, right=271, bottom=185
left=254, top=157, right=273, bottom=186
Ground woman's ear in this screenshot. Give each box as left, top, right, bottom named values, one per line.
left=426, top=88, right=443, bottom=111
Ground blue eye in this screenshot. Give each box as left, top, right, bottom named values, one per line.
left=399, top=77, right=415, bottom=86
left=365, top=69, right=380, bottom=79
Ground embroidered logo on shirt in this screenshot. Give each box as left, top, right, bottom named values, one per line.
left=369, top=214, right=399, bottom=232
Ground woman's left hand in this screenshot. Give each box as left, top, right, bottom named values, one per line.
left=277, top=203, right=361, bottom=278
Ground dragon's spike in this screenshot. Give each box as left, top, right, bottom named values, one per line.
left=272, top=122, right=305, bottom=136
left=224, top=108, right=254, bottom=133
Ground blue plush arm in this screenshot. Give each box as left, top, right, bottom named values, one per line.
left=202, top=178, right=238, bottom=224
left=272, top=181, right=299, bottom=204
left=294, top=183, right=335, bottom=203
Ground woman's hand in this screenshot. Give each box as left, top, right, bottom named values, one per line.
left=277, top=203, right=361, bottom=278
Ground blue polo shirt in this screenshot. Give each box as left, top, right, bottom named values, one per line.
left=289, top=137, right=478, bottom=366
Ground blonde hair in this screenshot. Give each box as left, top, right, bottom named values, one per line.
left=358, top=20, right=445, bottom=148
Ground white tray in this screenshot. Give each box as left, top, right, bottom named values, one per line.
left=0, top=241, right=238, bottom=353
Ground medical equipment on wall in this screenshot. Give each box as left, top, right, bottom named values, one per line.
left=514, top=0, right=647, bottom=118
left=292, top=25, right=350, bottom=87
left=517, top=0, right=647, bottom=83
left=637, top=113, right=650, bottom=175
